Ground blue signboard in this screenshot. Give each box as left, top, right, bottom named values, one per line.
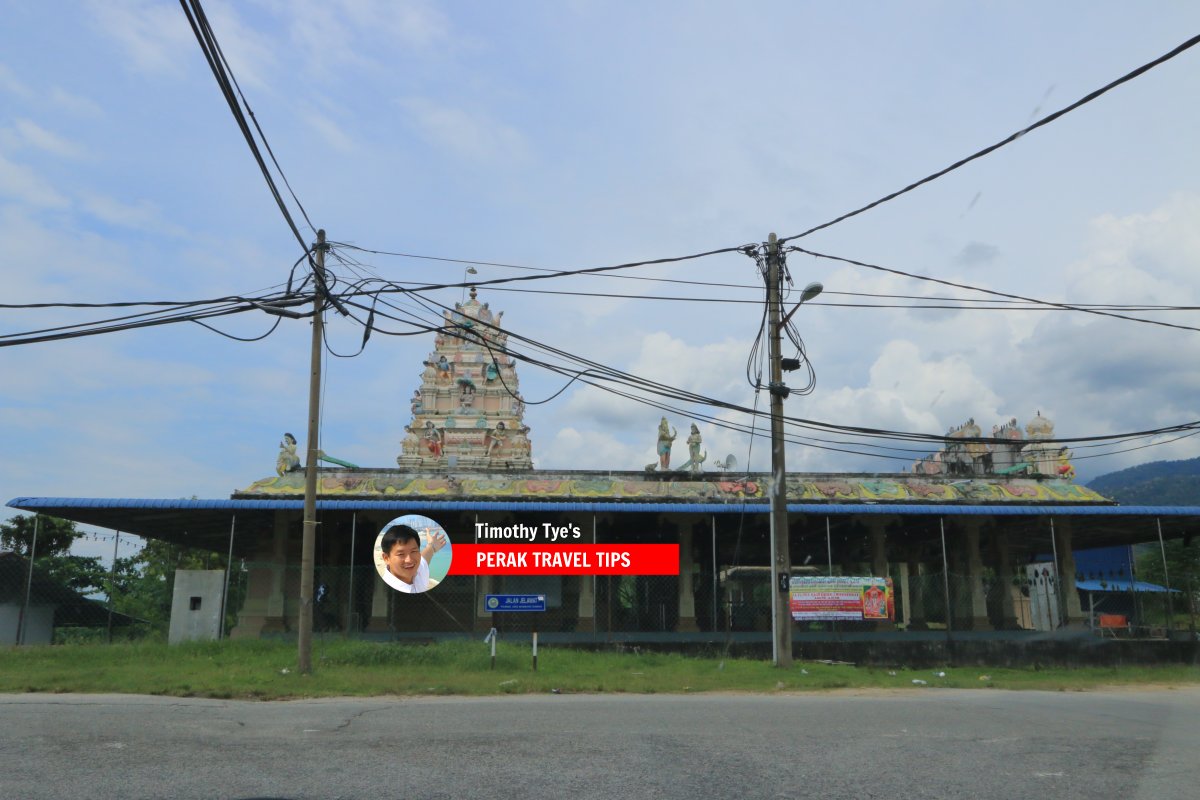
left=486, top=594, right=546, bottom=612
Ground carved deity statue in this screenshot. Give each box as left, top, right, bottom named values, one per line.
left=423, top=421, right=444, bottom=459
left=656, top=417, right=678, bottom=471
left=682, top=423, right=707, bottom=475
left=276, top=432, right=301, bottom=476
left=486, top=421, right=507, bottom=457
left=435, top=355, right=452, bottom=386
left=400, top=425, right=419, bottom=457
left=459, top=381, right=476, bottom=409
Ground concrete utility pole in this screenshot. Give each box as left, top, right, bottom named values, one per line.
left=765, top=233, right=793, bottom=667
left=298, top=229, right=327, bottom=674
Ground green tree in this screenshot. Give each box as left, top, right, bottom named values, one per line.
left=0, top=514, right=108, bottom=597
left=1136, top=539, right=1200, bottom=588
left=1, top=514, right=82, bottom=559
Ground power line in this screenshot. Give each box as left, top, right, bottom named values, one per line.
left=780, top=33, right=1200, bottom=243
left=331, top=241, right=751, bottom=294
left=178, top=0, right=308, bottom=253
left=790, top=246, right=1200, bottom=333
left=334, top=277, right=1200, bottom=455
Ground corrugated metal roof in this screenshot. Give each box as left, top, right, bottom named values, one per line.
left=9, top=496, right=1200, bottom=516
left=1076, top=579, right=1177, bottom=593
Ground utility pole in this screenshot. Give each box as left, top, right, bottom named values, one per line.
left=298, top=229, right=327, bottom=674
left=765, top=232, right=793, bottom=667
left=106, top=531, right=120, bottom=643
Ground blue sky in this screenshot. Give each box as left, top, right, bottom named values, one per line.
left=3, top=2, right=1200, bottom=561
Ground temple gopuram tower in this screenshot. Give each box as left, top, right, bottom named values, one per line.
left=397, top=288, right=533, bottom=470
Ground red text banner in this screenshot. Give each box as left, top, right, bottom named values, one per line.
left=449, top=544, right=679, bottom=576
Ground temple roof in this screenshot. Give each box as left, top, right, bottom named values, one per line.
left=236, top=468, right=1114, bottom=505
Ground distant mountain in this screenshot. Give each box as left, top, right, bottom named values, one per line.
left=1087, top=456, right=1200, bottom=506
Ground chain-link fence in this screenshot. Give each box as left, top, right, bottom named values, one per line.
left=7, top=551, right=1197, bottom=643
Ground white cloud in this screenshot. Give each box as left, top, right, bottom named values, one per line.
left=626, top=332, right=748, bottom=398
left=8, top=119, right=86, bottom=159
left=48, top=87, right=103, bottom=117
left=399, top=97, right=530, bottom=165
left=539, top=426, right=643, bottom=471
left=78, top=191, right=187, bottom=236
left=0, top=63, right=31, bottom=97
left=0, top=153, right=70, bottom=208
left=304, top=110, right=356, bottom=154
left=87, top=0, right=196, bottom=78
left=279, top=0, right=448, bottom=75
left=88, top=0, right=273, bottom=89
left=1061, top=193, right=1200, bottom=306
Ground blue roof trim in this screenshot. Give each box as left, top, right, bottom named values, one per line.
left=1075, top=579, right=1177, bottom=593
left=8, top=496, right=1200, bottom=516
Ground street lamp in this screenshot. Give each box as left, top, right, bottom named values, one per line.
left=780, top=282, right=824, bottom=327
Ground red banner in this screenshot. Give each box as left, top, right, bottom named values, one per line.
left=449, top=544, right=679, bottom=576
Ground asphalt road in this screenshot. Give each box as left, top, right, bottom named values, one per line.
left=1, top=688, right=1197, bottom=800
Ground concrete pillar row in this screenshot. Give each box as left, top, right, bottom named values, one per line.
left=963, top=518, right=993, bottom=631
left=905, top=548, right=928, bottom=631
left=231, top=510, right=291, bottom=638
left=1054, top=518, right=1085, bottom=627
left=991, top=527, right=1020, bottom=630
left=866, top=517, right=895, bottom=631
left=676, top=525, right=698, bottom=632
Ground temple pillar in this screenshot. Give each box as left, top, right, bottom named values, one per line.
left=905, top=552, right=928, bottom=630
left=867, top=518, right=894, bottom=630
left=992, top=527, right=1020, bottom=629
left=577, top=575, right=596, bottom=632
left=366, top=569, right=391, bottom=632
left=231, top=511, right=290, bottom=638
left=676, top=526, right=699, bottom=632
left=948, top=528, right=973, bottom=630
left=1054, top=518, right=1085, bottom=627
left=964, top=518, right=992, bottom=630
left=869, top=520, right=888, bottom=577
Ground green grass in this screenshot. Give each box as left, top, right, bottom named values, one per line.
left=1, top=640, right=1197, bottom=699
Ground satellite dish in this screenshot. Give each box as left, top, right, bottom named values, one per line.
left=714, top=454, right=737, bottom=472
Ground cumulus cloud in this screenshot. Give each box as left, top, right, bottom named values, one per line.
left=539, top=426, right=643, bottom=470
left=0, top=63, right=31, bottom=98
left=954, top=241, right=999, bottom=267
left=0, top=153, right=70, bottom=208
left=78, top=191, right=187, bottom=236
left=48, top=87, right=103, bottom=117
left=7, top=119, right=85, bottom=158
left=86, top=0, right=196, bottom=77
left=88, top=0, right=273, bottom=89
left=399, top=97, right=530, bottom=165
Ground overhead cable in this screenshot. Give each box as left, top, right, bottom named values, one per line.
left=780, top=33, right=1200, bottom=243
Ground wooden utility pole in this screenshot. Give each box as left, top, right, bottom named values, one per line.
left=765, top=233, right=793, bottom=667
left=298, top=229, right=327, bottom=674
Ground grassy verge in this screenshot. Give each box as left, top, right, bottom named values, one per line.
left=1, top=640, right=1197, bottom=699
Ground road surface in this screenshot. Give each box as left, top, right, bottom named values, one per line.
left=1, top=688, right=1197, bottom=799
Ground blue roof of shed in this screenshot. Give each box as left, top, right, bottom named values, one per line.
left=1075, top=579, right=1177, bottom=593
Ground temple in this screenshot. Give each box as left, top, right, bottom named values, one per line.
left=397, top=288, right=533, bottom=471
left=8, top=289, right=1200, bottom=654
